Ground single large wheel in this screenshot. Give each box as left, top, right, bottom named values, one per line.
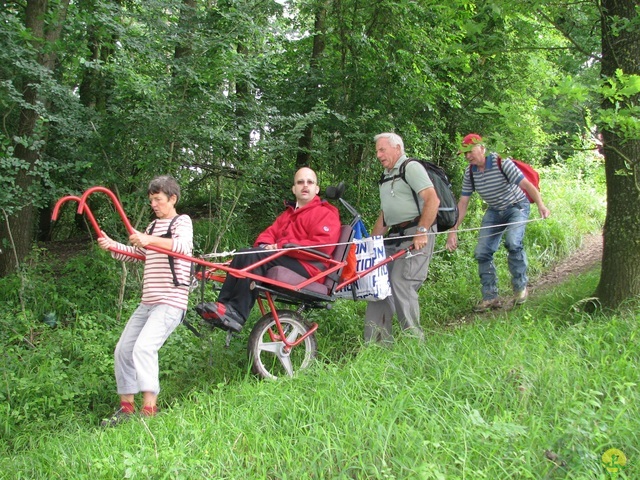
left=247, top=310, right=318, bottom=380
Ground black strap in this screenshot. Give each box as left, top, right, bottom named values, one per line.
left=469, top=156, right=509, bottom=191
left=378, top=161, right=422, bottom=215
left=182, top=316, right=202, bottom=338
left=147, top=215, right=189, bottom=287
left=388, top=216, right=421, bottom=235
left=400, top=160, right=422, bottom=215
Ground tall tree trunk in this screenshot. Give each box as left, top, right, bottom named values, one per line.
left=296, top=1, right=328, bottom=168
left=173, top=0, right=196, bottom=63
left=0, top=0, right=46, bottom=276
left=595, top=0, right=640, bottom=307
left=0, top=0, right=69, bottom=276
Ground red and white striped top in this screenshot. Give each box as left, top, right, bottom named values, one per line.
left=111, top=215, right=193, bottom=310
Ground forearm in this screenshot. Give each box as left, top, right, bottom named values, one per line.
left=453, top=204, right=468, bottom=230
left=418, top=201, right=438, bottom=229
left=144, top=236, right=174, bottom=250
left=371, top=213, right=388, bottom=236
left=450, top=197, right=470, bottom=232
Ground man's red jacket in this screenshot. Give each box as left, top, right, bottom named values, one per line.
left=254, top=196, right=341, bottom=277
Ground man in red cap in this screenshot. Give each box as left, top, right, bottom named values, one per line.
left=446, top=134, right=550, bottom=311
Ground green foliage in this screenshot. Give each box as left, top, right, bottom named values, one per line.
left=598, top=70, right=640, bottom=141
left=0, top=152, right=628, bottom=479
left=0, top=245, right=136, bottom=323
left=0, top=310, right=120, bottom=449
left=0, top=10, right=95, bottom=218
left=418, top=153, right=605, bottom=324
left=0, top=154, right=607, bottom=463
left=0, top=0, right=624, bottom=255
left=2, top=0, right=638, bottom=470
left=0, top=247, right=75, bottom=321
left=2, top=270, right=638, bottom=479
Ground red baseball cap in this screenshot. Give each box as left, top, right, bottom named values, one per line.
left=462, top=133, right=483, bottom=146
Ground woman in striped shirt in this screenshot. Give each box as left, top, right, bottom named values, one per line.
left=98, top=175, right=193, bottom=426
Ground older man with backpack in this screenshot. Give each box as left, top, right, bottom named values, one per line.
left=364, top=132, right=440, bottom=343
left=446, top=134, right=551, bottom=312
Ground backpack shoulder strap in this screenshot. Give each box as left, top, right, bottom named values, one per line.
left=163, top=214, right=182, bottom=238
left=470, top=155, right=510, bottom=188
left=159, top=214, right=188, bottom=287
left=146, top=214, right=182, bottom=236
left=468, top=165, right=475, bottom=192
left=399, top=157, right=419, bottom=180
left=496, top=155, right=510, bottom=183
left=399, top=158, right=421, bottom=213
left=378, top=170, right=403, bottom=185
left=377, top=158, right=424, bottom=214
left=378, top=157, right=417, bottom=185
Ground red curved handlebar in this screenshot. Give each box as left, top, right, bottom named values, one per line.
left=77, top=186, right=136, bottom=235
left=52, top=195, right=103, bottom=238
left=52, top=186, right=379, bottom=293
left=74, top=186, right=198, bottom=263
left=51, top=192, right=145, bottom=261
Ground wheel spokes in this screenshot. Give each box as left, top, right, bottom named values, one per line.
left=257, top=338, right=282, bottom=354
left=256, top=322, right=305, bottom=377
left=278, top=355, right=294, bottom=376
left=284, top=323, right=305, bottom=344
left=248, top=311, right=317, bottom=380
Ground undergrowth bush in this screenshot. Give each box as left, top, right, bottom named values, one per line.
left=0, top=153, right=610, bottom=473
left=0, top=310, right=121, bottom=450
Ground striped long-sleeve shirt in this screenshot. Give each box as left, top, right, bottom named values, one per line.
left=111, top=215, right=193, bottom=310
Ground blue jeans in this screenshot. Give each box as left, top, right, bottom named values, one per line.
left=474, top=201, right=530, bottom=300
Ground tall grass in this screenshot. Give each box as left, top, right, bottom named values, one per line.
left=2, top=153, right=627, bottom=479
left=1, top=270, right=637, bottom=479
left=422, top=151, right=606, bottom=324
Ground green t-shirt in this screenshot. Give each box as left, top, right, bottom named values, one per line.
left=379, top=156, right=434, bottom=227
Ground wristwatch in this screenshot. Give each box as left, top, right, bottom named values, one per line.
left=416, top=226, right=428, bottom=233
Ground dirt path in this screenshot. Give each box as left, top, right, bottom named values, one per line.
left=446, top=233, right=603, bottom=325
left=531, top=233, right=603, bottom=292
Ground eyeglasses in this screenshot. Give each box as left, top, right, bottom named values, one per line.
left=295, top=179, right=316, bottom=185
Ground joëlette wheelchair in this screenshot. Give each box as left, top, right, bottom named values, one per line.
left=52, top=184, right=412, bottom=380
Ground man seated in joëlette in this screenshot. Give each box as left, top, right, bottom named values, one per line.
left=196, top=167, right=341, bottom=333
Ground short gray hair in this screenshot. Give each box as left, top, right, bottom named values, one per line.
left=374, top=132, right=404, bottom=153
left=148, top=175, right=181, bottom=203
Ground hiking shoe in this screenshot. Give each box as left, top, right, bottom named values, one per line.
left=473, top=298, right=502, bottom=312
left=101, top=408, right=133, bottom=427
left=514, top=288, right=528, bottom=305
left=195, top=302, right=244, bottom=333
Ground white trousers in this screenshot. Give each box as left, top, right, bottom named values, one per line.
left=114, top=303, right=184, bottom=395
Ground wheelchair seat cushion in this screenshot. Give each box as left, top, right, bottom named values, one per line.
left=265, top=266, right=329, bottom=295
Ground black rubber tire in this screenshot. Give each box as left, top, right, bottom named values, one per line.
left=247, top=310, right=318, bottom=380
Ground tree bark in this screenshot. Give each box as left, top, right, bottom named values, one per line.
left=595, top=0, right=640, bottom=307
left=0, top=0, right=70, bottom=276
